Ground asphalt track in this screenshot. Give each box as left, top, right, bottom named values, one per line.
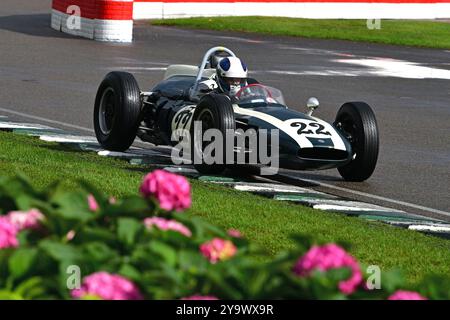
left=1, top=0, right=449, bottom=221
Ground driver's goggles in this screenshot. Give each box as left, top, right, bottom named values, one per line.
left=223, top=77, right=246, bottom=86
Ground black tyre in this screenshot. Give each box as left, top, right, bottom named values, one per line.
left=190, top=93, right=235, bottom=175
left=335, top=102, right=379, bottom=182
left=94, top=72, right=141, bottom=151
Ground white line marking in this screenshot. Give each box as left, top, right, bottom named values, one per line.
left=234, top=184, right=322, bottom=194
left=313, top=204, right=404, bottom=213
left=39, top=135, right=98, bottom=144
left=408, top=225, right=450, bottom=233
left=0, top=107, right=94, bottom=133
left=0, top=122, right=55, bottom=130
left=336, top=58, right=450, bottom=80
left=216, top=35, right=266, bottom=44
left=109, top=59, right=169, bottom=66
left=109, top=67, right=167, bottom=71
left=98, top=150, right=137, bottom=158
left=382, top=221, right=422, bottom=227
left=256, top=70, right=361, bottom=77
left=277, top=45, right=356, bottom=58
left=163, top=167, right=199, bottom=174
left=296, top=177, right=450, bottom=218
left=291, top=198, right=406, bottom=212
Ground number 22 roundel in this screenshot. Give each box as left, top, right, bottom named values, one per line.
left=285, top=119, right=332, bottom=136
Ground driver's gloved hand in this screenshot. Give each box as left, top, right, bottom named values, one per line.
left=198, top=80, right=218, bottom=93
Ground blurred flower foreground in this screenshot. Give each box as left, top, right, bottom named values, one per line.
left=0, top=170, right=446, bottom=300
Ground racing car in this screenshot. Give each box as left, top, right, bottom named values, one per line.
left=93, top=47, right=379, bottom=181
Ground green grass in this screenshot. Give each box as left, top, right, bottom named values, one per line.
left=1, top=131, right=449, bottom=285
left=152, top=17, right=450, bottom=49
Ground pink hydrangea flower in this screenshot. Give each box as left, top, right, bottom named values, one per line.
left=200, top=238, right=237, bottom=264
left=88, top=194, right=99, bottom=212
left=0, top=217, right=19, bottom=249
left=143, top=217, right=192, bottom=237
left=71, top=272, right=143, bottom=300
left=140, top=170, right=191, bottom=212
left=293, top=243, right=363, bottom=295
left=6, top=208, right=44, bottom=231
left=227, top=229, right=242, bottom=238
left=181, top=295, right=219, bottom=300
left=388, top=290, right=428, bottom=300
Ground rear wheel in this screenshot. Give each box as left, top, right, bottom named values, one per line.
left=190, top=94, right=235, bottom=175
left=94, top=72, right=141, bottom=151
left=335, top=102, right=379, bottom=181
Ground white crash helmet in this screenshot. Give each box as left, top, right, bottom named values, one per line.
left=216, top=57, right=248, bottom=95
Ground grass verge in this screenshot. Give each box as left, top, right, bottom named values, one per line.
left=0, top=130, right=449, bottom=284
left=152, top=17, right=450, bottom=49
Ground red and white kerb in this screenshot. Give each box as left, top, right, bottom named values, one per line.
left=51, top=0, right=134, bottom=42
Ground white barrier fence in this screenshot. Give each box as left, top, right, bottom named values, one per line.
left=133, top=1, right=450, bottom=20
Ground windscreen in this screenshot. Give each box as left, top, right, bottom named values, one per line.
left=232, top=84, right=286, bottom=107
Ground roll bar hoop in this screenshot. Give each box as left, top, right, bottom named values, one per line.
left=190, top=46, right=236, bottom=101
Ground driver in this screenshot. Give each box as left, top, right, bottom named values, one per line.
left=198, top=56, right=248, bottom=96
left=216, top=56, right=248, bottom=95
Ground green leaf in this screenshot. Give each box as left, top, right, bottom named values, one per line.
left=149, top=241, right=178, bottom=267
left=77, top=180, right=106, bottom=205
left=14, top=194, right=35, bottom=211
left=289, top=234, right=315, bottom=253
left=0, top=289, right=23, bottom=300
left=14, top=277, right=46, bottom=299
left=178, top=249, right=207, bottom=271
left=0, top=250, right=11, bottom=281
left=0, top=175, right=40, bottom=212
left=381, top=269, right=404, bottom=293
left=76, top=226, right=117, bottom=244
left=16, top=230, right=30, bottom=247
left=117, top=218, right=143, bottom=246
left=107, top=196, right=151, bottom=218
left=0, top=195, right=16, bottom=214
left=118, top=264, right=142, bottom=282
left=40, top=179, right=62, bottom=199
left=39, top=240, right=82, bottom=263
left=81, top=294, right=102, bottom=300
left=207, top=269, right=243, bottom=299
left=419, top=275, right=450, bottom=300
left=51, top=191, right=93, bottom=222
left=82, top=242, right=119, bottom=264
left=247, top=270, right=270, bottom=297
left=8, top=248, right=38, bottom=280
left=9, top=174, right=38, bottom=197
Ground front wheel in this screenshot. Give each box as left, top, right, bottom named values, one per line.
left=335, top=102, right=379, bottom=181
left=190, top=93, right=236, bottom=175
left=94, top=72, right=141, bottom=151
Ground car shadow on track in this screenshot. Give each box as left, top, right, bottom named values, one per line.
left=0, top=14, right=80, bottom=39
left=282, top=171, right=343, bottom=182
